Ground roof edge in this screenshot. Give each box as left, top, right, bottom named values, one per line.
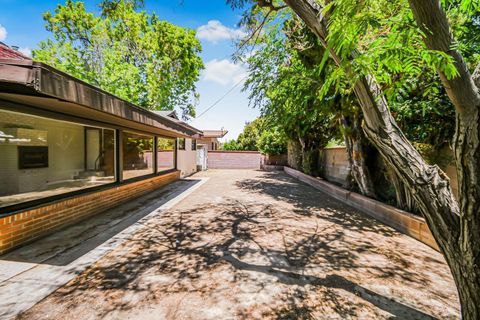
left=0, top=59, right=203, bottom=137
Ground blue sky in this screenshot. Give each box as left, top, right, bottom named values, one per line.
left=0, top=0, right=259, bottom=140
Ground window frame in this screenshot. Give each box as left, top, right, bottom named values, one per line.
left=121, top=130, right=155, bottom=181
left=156, top=136, right=176, bottom=173
left=0, top=107, right=118, bottom=214
left=0, top=103, right=181, bottom=216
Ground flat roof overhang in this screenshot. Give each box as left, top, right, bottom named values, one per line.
left=0, top=59, right=202, bottom=138
left=201, top=130, right=228, bottom=138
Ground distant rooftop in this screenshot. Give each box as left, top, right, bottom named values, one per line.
left=154, top=111, right=228, bottom=139
left=202, top=130, right=228, bottom=138
left=0, top=42, right=31, bottom=60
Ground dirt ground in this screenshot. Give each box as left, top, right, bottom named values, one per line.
left=17, top=170, right=460, bottom=319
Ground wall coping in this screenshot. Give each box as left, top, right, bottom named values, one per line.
left=323, top=146, right=347, bottom=150
left=210, top=150, right=260, bottom=154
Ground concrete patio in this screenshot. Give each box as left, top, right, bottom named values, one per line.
left=1, top=170, right=459, bottom=319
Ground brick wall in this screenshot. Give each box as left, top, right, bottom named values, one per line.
left=208, top=151, right=261, bottom=169
left=0, top=171, right=180, bottom=255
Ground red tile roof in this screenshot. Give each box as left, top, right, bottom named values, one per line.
left=0, top=42, right=30, bottom=60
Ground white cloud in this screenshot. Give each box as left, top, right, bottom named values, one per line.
left=203, top=59, right=247, bottom=86
left=0, top=24, right=7, bottom=41
left=196, top=20, right=246, bottom=44
left=18, top=47, right=31, bottom=57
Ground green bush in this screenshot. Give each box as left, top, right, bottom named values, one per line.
left=258, top=129, right=287, bottom=155
left=221, top=139, right=241, bottom=150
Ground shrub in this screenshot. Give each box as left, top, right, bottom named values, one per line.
left=258, top=129, right=287, bottom=155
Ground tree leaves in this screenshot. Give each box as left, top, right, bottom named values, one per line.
left=33, top=0, right=204, bottom=119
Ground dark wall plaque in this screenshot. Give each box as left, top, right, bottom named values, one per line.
left=18, top=146, right=49, bottom=169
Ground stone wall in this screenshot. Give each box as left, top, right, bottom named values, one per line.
left=262, top=154, right=288, bottom=166
left=287, top=140, right=302, bottom=170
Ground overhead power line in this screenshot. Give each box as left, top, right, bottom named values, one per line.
left=195, top=76, right=247, bottom=119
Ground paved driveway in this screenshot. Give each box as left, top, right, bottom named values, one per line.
left=16, top=170, right=459, bottom=319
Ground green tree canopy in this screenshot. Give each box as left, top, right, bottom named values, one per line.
left=244, top=21, right=339, bottom=152
left=257, top=128, right=287, bottom=155
left=33, top=0, right=204, bottom=119
left=221, top=118, right=267, bottom=151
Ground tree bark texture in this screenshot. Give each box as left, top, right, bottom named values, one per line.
left=408, top=1, right=480, bottom=318
left=274, top=0, right=479, bottom=317
left=387, top=167, right=417, bottom=213
left=341, top=114, right=376, bottom=198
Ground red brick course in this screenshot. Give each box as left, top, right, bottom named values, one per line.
left=0, top=171, right=180, bottom=255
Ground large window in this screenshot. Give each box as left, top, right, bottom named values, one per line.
left=157, top=137, right=175, bottom=172
left=178, top=138, right=185, bottom=150
left=0, top=109, right=115, bottom=208
left=122, top=131, right=154, bottom=180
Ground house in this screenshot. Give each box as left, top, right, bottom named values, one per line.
left=197, top=129, right=228, bottom=151
left=153, top=112, right=230, bottom=174
left=154, top=110, right=199, bottom=177
left=0, top=44, right=204, bottom=254
left=0, top=42, right=30, bottom=60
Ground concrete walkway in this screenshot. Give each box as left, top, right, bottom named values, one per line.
left=0, top=177, right=208, bottom=319
left=3, top=170, right=459, bottom=319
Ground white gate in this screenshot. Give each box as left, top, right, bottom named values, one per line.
left=196, top=145, right=207, bottom=171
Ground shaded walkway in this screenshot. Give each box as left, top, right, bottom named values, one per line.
left=17, top=170, right=459, bottom=319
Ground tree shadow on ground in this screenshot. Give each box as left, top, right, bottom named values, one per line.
left=1, top=179, right=202, bottom=266
left=18, top=197, right=445, bottom=319
left=235, top=171, right=398, bottom=237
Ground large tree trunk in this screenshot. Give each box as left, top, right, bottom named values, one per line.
left=387, top=167, right=417, bottom=212
left=407, top=1, right=480, bottom=318
left=280, top=0, right=459, bottom=242
left=341, top=114, right=376, bottom=198
left=270, top=0, right=480, bottom=317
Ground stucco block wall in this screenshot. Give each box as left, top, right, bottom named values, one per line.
left=319, top=147, right=350, bottom=185
left=208, top=151, right=261, bottom=169
left=177, top=138, right=197, bottom=177
left=317, top=146, right=459, bottom=198
left=0, top=171, right=180, bottom=255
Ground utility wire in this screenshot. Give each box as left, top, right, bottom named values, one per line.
left=195, top=75, right=247, bottom=119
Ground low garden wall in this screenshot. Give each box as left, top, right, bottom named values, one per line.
left=297, top=145, right=458, bottom=197
left=283, top=166, right=439, bottom=250
left=207, top=150, right=261, bottom=169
